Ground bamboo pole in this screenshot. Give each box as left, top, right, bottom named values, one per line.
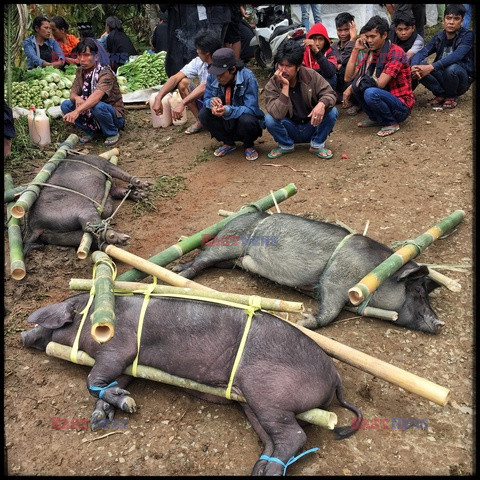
left=104, top=245, right=216, bottom=291
left=45, top=341, right=337, bottom=430
left=5, top=174, right=26, bottom=280
left=69, top=279, right=305, bottom=313
left=90, top=251, right=116, bottom=344
left=77, top=155, right=119, bottom=260
left=11, top=134, right=79, bottom=219
left=282, top=320, right=450, bottom=406
left=4, top=185, right=27, bottom=204
left=422, top=267, right=461, bottom=293
left=348, top=210, right=465, bottom=305
left=116, top=183, right=298, bottom=282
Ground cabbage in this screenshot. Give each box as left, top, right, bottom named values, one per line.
left=57, top=80, right=65, bottom=89
left=119, top=85, right=128, bottom=94
left=45, top=74, right=53, bottom=83
left=40, top=79, right=49, bottom=87
left=44, top=98, right=54, bottom=108
left=52, top=73, right=61, bottom=83
left=49, top=82, right=57, bottom=90
left=51, top=95, right=61, bottom=105
left=62, top=89, right=70, bottom=98
left=117, top=76, right=127, bottom=85
left=63, top=79, right=72, bottom=89
left=41, top=90, right=50, bottom=99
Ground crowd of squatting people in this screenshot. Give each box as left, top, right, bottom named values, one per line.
left=5, top=4, right=473, bottom=159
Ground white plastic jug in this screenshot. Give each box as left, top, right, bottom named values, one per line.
left=149, top=92, right=172, bottom=128
left=28, top=107, right=51, bottom=147
left=169, top=90, right=188, bottom=126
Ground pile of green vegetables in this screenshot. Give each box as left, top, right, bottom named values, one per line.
left=5, top=65, right=77, bottom=109
left=116, top=50, right=168, bottom=91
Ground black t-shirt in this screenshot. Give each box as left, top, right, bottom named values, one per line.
left=289, top=82, right=309, bottom=123
left=152, top=23, right=168, bottom=53
left=106, top=29, right=138, bottom=67
left=39, top=43, right=53, bottom=63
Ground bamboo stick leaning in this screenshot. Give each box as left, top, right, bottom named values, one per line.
left=116, top=183, right=298, bottom=282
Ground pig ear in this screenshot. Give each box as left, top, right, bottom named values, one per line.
left=425, top=276, right=441, bottom=293
left=27, top=301, right=76, bottom=329
left=396, top=263, right=430, bottom=282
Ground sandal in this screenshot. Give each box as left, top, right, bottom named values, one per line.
left=245, top=147, right=258, bottom=161
left=377, top=126, right=400, bottom=137
left=309, top=147, right=333, bottom=159
left=79, top=132, right=94, bottom=144
left=347, top=105, right=361, bottom=116
left=357, top=119, right=379, bottom=127
left=267, top=147, right=294, bottom=159
left=214, top=145, right=236, bottom=157
left=426, top=96, right=445, bottom=106
left=185, top=123, right=204, bottom=135
left=442, top=97, right=458, bottom=109
left=104, top=133, right=119, bottom=146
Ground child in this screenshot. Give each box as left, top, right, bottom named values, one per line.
left=330, top=12, right=361, bottom=114
left=302, top=22, right=338, bottom=90
left=388, top=11, right=424, bottom=63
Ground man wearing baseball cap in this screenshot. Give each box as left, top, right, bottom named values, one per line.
left=198, top=47, right=265, bottom=161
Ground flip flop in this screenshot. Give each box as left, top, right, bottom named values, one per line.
left=309, top=147, right=333, bottom=159
left=357, top=119, right=378, bottom=127
left=214, top=145, right=236, bottom=157
left=104, top=133, right=119, bottom=146
left=426, top=96, right=445, bottom=106
left=245, top=147, right=258, bottom=161
left=185, top=123, right=204, bottom=135
left=79, top=132, right=94, bottom=144
left=267, top=147, right=294, bottom=159
left=442, top=98, right=458, bottom=109
left=377, top=126, right=400, bottom=137
left=347, top=105, right=361, bottom=116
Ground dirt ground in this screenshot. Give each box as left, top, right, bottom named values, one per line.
left=4, top=71, right=474, bottom=476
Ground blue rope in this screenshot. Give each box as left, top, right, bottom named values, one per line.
left=89, top=381, right=118, bottom=399
left=260, top=447, right=319, bottom=475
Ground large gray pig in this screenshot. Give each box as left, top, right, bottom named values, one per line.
left=173, top=212, right=444, bottom=334
left=22, top=293, right=362, bottom=476
left=23, top=153, right=150, bottom=255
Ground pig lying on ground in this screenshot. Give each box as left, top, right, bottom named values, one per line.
left=22, top=293, right=362, bottom=476
left=173, top=212, right=444, bottom=334
left=23, top=153, right=150, bottom=255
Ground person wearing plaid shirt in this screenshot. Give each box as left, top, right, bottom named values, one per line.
left=343, top=15, right=414, bottom=137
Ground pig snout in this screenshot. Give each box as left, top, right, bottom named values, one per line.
left=105, top=230, right=130, bottom=246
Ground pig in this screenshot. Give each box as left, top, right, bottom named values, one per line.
left=173, top=212, right=444, bottom=334
left=23, top=153, right=151, bottom=255
left=22, top=293, right=362, bottom=476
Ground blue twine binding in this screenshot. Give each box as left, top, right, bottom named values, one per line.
left=260, top=447, right=319, bottom=475
left=89, top=381, right=118, bottom=399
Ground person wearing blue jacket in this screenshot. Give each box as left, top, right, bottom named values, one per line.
left=411, top=4, right=474, bottom=109
left=198, top=48, right=265, bottom=161
left=23, top=16, right=65, bottom=70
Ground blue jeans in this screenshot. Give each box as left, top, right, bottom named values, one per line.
left=265, top=107, right=338, bottom=150
left=419, top=63, right=470, bottom=98
left=60, top=100, right=125, bottom=136
left=300, top=4, right=322, bottom=31
left=353, top=88, right=409, bottom=126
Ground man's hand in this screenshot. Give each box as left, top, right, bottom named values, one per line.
left=411, top=64, right=434, bottom=80
left=304, top=38, right=319, bottom=54
left=273, top=68, right=290, bottom=88
left=63, top=110, right=80, bottom=124
left=349, top=21, right=358, bottom=41
left=308, top=102, right=326, bottom=126
left=152, top=94, right=164, bottom=115
left=171, top=102, right=185, bottom=120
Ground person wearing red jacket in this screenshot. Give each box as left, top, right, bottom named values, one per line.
left=302, top=22, right=338, bottom=90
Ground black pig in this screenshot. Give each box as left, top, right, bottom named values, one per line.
left=173, top=212, right=444, bottom=334
left=23, top=153, right=150, bottom=255
left=22, top=293, right=362, bottom=476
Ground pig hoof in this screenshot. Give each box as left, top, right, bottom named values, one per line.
left=121, top=396, right=137, bottom=413
left=296, top=313, right=319, bottom=329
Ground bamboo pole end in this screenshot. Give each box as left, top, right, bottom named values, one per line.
left=77, top=250, right=88, bottom=260
left=11, top=262, right=26, bottom=281
left=91, top=323, right=115, bottom=344
left=348, top=286, right=364, bottom=306
left=11, top=204, right=25, bottom=219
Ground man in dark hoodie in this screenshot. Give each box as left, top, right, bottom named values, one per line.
left=302, top=22, right=338, bottom=90
left=410, top=3, right=474, bottom=109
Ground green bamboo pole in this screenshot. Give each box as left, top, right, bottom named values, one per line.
left=77, top=154, right=119, bottom=260
left=90, top=251, right=116, bottom=344
left=11, top=134, right=79, bottom=219
left=5, top=174, right=26, bottom=280
left=4, top=186, right=27, bottom=204
left=117, top=183, right=298, bottom=282
left=45, top=341, right=337, bottom=430
left=69, top=279, right=305, bottom=313
left=348, top=210, right=466, bottom=306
